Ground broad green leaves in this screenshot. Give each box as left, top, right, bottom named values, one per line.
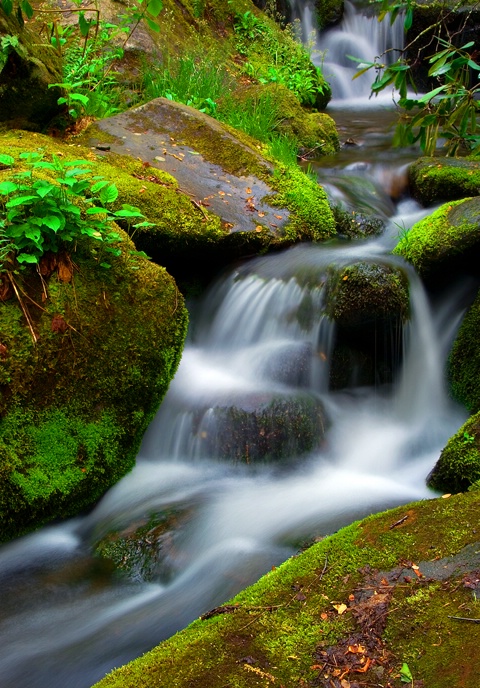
left=0, top=153, right=152, bottom=267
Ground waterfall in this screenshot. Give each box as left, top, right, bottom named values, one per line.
left=0, top=4, right=471, bottom=688
left=313, top=1, right=405, bottom=103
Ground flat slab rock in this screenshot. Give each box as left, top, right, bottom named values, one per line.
left=86, top=98, right=290, bottom=234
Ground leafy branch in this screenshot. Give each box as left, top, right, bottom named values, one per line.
left=348, top=0, right=480, bottom=156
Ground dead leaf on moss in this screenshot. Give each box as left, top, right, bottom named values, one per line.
left=51, top=314, right=68, bottom=334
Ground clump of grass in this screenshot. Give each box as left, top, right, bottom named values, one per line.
left=141, top=53, right=234, bottom=116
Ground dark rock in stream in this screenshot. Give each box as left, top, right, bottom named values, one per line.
left=192, top=392, right=328, bottom=463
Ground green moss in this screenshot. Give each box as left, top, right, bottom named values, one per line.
left=408, top=157, right=480, bottom=205
left=392, top=198, right=480, bottom=277
left=268, top=165, right=335, bottom=241
left=427, top=413, right=480, bottom=493
left=0, top=134, right=188, bottom=541
left=91, top=492, right=480, bottom=688
left=448, top=292, right=480, bottom=414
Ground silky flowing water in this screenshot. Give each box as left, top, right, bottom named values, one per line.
left=0, top=5, right=473, bottom=688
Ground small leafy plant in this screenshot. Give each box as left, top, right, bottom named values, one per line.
left=0, top=151, right=150, bottom=268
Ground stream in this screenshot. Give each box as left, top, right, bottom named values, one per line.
left=0, top=3, right=473, bottom=688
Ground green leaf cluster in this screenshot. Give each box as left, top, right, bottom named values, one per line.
left=0, top=152, right=151, bottom=267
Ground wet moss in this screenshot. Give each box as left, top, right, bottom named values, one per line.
left=448, top=291, right=480, bottom=413
left=427, top=413, right=480, bottom=493
left=392, top=198, right=480, bottom=280
left=92, top=492, right=480, bottom=688
left=408, top=157, right=480, bottom=206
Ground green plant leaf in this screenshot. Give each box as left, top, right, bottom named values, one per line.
left=0, top=154, right=14, bottom=166
left=69, top=93, right=90, bottom=106
left=147, top=0, right=163, bottom=15
left=17, top=253, right=38, bottom=264
left=6, top=195, right=37, bottom=208
left=99, top=184, right=119, bottom=205
left=90, top=180, right=109, bottom=193
left=42, top=216, right=62, bottom=231
left=35, top=184, right=56, bottom=198
left=145, top=17, right=161, bottom=32
left=0, top=181, right=18, bottom=195
left=400, top=663, right=413, bottom=683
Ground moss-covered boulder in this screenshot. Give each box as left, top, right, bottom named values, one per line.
left=427, top=413, right=480, bottom=493
left=0, top=11, right=63, bottom=130
left=82, top=98, right=336, bottom=284
left=92, top=490, right=480, bottom=688
left=326, top=262, right=409, bottom=388
left=315, top=0, right=344, bottom=28
left=393, top=197, right=480, bottom=284
left=408, top=157, right=480, bottom=206
left=0, top=137, right=188, bottom=541
left=448, top=289, right=480, bottom=414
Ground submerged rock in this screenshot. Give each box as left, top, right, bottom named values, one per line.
left=191, top=392, right=328, bottom=463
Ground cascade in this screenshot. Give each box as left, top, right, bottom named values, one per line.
left=0, top=3, right=471, bottom=688
left=314, top=0, right=405, bottom=102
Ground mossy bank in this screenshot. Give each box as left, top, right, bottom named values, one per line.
left=92, top=491, right=480, bottom=688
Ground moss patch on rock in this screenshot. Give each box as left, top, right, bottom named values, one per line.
left=448, top=289, right=480, bottom=414
left=392, top=197, right=480, bottom=282
left=427, top=412, right=480, bottom=493
left=408, top=157, right=480, bottom=206
left=92, top=491, right=480, bottom=688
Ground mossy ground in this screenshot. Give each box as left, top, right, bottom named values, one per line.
left=92, top=491, right=480, bottom=688
left=0, top=132, right=188, bottom=541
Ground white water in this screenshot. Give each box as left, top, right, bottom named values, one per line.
left=313, top=0, right=405, bottom=104
left=0, top=5, right=473, bottom=688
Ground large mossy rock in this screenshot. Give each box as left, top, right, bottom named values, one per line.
left=326, top=262, right=409, bottom=388
left=408, top=157, right=480, bottom=206
left=0, top=12, right=63, bottom=130
left=0, top=134, right=189, bottom=540
left=93, top=491, right=480, bottom=688
left=0, top=232, right=187, bottom=542
left=448, top=289, right=480, bottom=415
left=393, top=197, right=480, bottom=284
left=82, top=98, right=336, bottom=284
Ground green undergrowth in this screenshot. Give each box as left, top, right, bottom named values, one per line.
left=92, top=491, right=480, bottom=688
